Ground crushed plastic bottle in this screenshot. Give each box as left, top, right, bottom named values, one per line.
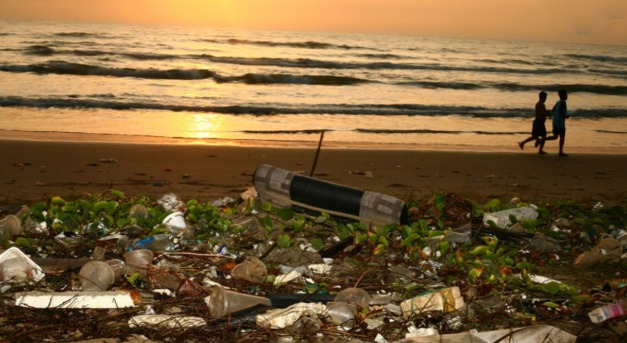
left=482, top=206, right=538, bottom=229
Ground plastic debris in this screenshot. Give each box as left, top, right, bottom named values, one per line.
left=0, top=247, right=45, bottom=292
left=256, top=302, right=327, bottom=329
left=15, top=291, right=138, bottom=309
left=128, top=314, right=206, bottom=329
left=574, top=237, right=622, bottom=268
left=205, top=285, right=272, bottom=318
left=231, top=256, right=267, bottom=283
left=482, top=206, right=538, bottom=229
left=157, top=193, right=185, bottom=212
left=400, top=287, right=465, bottom=317
left=397, top=325, right=576, bottom=342
left=0, top=214, right=22, bottom=239
left=588, top=298, right=627, bottom=323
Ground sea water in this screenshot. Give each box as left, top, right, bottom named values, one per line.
left=0, top=20, right=625, bottom=151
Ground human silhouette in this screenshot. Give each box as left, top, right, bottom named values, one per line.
left=544, top=89, right=570, bottom=157
left=518, top=91, right=549, bottom=154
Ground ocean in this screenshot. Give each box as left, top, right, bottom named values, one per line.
left=1, top=20, right=626, bottom=152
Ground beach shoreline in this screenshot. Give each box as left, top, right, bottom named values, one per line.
left=1, top=129, right=626, bottom=154
left=1, top=131, right=625, bottom=209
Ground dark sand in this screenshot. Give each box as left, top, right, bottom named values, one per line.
left=1, top=137, right=625, bottom=208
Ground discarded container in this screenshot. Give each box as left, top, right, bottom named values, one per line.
left=445, top=223, right=472, bottom=243
left=128, top=314, right=206, bottom=329
left=133, top=234, right=175, bottom=252
left=205, top=285, right=272, bottom=319
left=162, top=211, right=189, bottom=237
left=0, top=214, right=22, bottom=238
left=574, top=237, right=622, bottom=268
left=482, top=206, right=538, bottom=229
left=231, top=256, right=267, bottom=283
left=400, top=287, right=465, bottom=317
left=79, top=260, right=115, bottom=291
left=253, top=164, right=407, bottom=227
left=129, top=204, right=149, bottom=219
left=123, top=249, right=154, bottom=278
left=324, top=301, right=357, bottom=328
left=588, top=298, right=627, bottom=323
left=105, top=259, right=126, bottom=280
left=0, top=247, right=45, bottom=289
left=333, top=287, right=371, bottom=308
left=15, top=291, right=137, bottom=309
left=529, top=233, right=562, bottom=253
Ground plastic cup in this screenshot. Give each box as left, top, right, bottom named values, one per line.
left=163, top=211, right=187, bottom=232
left=123, top=249, right=153, bottom=278
left=92, top=246, right=106, bottom=261
left=129, top=204, right=148, bottom=219
left=206, top=285, right=272, bottom=319
left=333, top=287, right=371, bottom=308
left=324, top=301, right=357, bottom=328
left=79, top=261, right=115, bottom=291
left=105, top=259, right=126, bottom=280
left=231, top=257, right=267, bottom=283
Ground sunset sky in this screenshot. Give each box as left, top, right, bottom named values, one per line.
left=1, top=0, right=626, bottom=45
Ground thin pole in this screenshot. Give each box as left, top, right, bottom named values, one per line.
left=310, top=130, right=325, bottom=177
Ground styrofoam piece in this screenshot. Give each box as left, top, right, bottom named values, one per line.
left=0, top=247, right=45, bottom=283
left=15, top=291, right=137, bottom=309
left=128, top=314, right=206, bottom=329
left=397, top=325, right=576, bottom=343
left=257, top=302, right=327, bottom=329
left=308, top=263, right=332, bottom=274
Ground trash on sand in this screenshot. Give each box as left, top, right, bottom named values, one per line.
left=205, top=285, right=272, bottom=318
left=588, top=298, right=627, bottom=323
left=0, top=247, right=45, bottom=291
left=253, top=164, right=407, bottom=227
left=0, top=214, right=22, bottom=239
left=128, top=314, right=206, bottom=329
left=529, top=233, right=562, bottom=253
left=573, top=237, right=623, bottom=268
left=400, top=287, right=465, bottom=317
left=482, top=206, right=538, bottom=229
left=324, top=301, right=358, bottom=328
left=79, top=260, right=116, bottom=291
left=15, top=291, right=138, bottom=309
left=256, top=302, right=327, bottom=329
left=123, top=248, right=154, bottom=278
left=231, top=256, right=267, bottom=283
left=397, top=325, right=576, bottom=343
left=445, top=223, right=472, bottom=243
left=334, top=287, right=372, bottom=308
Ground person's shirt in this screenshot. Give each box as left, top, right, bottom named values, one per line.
left=552, top=100, right=567, bottom=128
left=535, top=102, right=548, bottom=122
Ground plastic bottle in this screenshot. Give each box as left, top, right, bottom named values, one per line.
left=588, top=299, right=627, bottom=323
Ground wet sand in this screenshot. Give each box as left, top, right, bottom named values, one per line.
left=1, top=133, right=625, bottom=208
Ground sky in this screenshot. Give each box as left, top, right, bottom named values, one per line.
left=1, top=0, right=626, bottom=46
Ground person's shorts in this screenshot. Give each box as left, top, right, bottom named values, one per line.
left=552, top=126, right=566, bottom=136
left=531, top=120, right=546, bottom=136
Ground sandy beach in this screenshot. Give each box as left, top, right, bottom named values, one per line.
left=1, top=132, right=625, bottom=209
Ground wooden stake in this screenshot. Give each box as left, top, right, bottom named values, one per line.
left=310, top=130, right=325, bottom=177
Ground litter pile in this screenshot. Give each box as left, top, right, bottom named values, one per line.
left=0, top=165, right=626, bottom=342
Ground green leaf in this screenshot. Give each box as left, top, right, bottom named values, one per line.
left=310, top=238, right=324, bottom=251
left=277, top=233, right=292, bottom=249
left=109, top=189, right=125, bottom=199
left=276, top=208, right=294, bottom=220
